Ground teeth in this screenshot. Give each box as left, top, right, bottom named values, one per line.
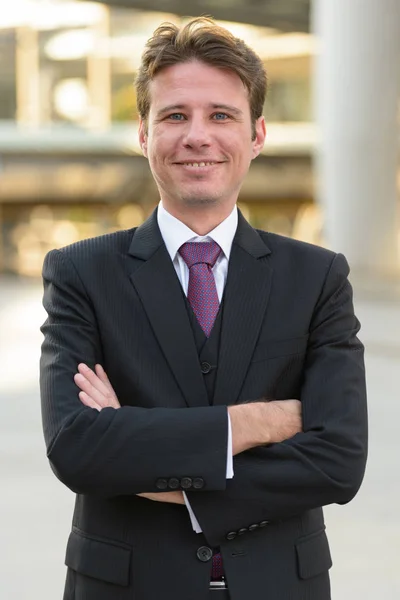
left=184, top=162, right=215, bottom=167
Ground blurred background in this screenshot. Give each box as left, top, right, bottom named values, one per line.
left=0, top=0, right=399, bottom=598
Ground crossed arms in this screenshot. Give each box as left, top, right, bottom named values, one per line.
left=74, top=362, right=303, bottom=506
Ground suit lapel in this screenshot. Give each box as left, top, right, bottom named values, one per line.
left=127, top=210, right=209, bottom=408
left=213, top=212, right=273, bottom=406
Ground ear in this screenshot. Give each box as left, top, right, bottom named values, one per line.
left=138, top=119, right=148, bottom=158
left=251, top=116, right=266, bottom=159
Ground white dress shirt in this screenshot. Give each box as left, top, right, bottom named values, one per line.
left=157, top=201, right=236, bottom=533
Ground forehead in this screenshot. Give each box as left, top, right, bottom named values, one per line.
left=148, top=60, right=250, bottom=111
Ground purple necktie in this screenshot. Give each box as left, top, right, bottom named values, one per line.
left=179, top=241, right=222, bottom=338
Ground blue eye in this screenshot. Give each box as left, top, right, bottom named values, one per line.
left=168, top=113, right=185, bottom=121
left=213, top=113, right=229, bottom=120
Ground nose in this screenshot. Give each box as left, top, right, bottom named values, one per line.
left=182, top=117, right=211, bottom=149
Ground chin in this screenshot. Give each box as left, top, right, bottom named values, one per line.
left=179, top=186, right=220, bottom=206
left=181, top=195, right=220, bottom=207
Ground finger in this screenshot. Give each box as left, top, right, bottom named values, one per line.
left=94, top=365, right=120, bottom=407
left=94, top=365, right=121, bottom=408
left=78, top=363, right=111, bottom=398
left=95, top=364, right=114, bottom=393
left=78, top=391, right=102, bottom=412
left=74, top=373, right=111, bottom=409
left=76, top=365, right=119, bottom=408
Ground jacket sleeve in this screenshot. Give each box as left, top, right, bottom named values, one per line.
left=187, top=253, right=368, bottom=547
left=40, top=248, right=229, bottom=497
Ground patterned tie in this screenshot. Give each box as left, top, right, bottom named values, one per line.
left=179, top=241, right=222, bottom=337
left=210, top=550, right=224, bottom=581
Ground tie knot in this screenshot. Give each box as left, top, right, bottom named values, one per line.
left=179, top=241, right=222, bottom=269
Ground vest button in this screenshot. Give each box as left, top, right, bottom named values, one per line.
left=201, top=361, right=211, bottom=374
left=196, top=546, right=213, bottom=562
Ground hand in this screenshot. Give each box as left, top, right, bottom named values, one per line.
left=74, top=363, right=121, bottom=411
left=263, top=399, right=302, bottom=444
left=137, top=491, right=185, bottom=505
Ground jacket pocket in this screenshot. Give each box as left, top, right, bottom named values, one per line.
left=65, top=526, right=132, bottom=586
left=251, top=334, right=309, bottom=363
left=295, top=528, right=332, bottom=580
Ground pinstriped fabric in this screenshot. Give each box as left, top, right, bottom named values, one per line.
left=179, top=241, right=222, bottom=338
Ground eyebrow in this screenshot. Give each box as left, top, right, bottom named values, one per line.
left=155, top=103, right=244, bottom=117
left=210, top=104, right=244, bottom=117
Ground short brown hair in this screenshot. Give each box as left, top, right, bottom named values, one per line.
left=135, top=16, right=267, bottom=138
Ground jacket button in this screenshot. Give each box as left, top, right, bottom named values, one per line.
left=238, top=528, right=248, bottom=535
left=155, top=478, right=168, bottom=490
left=259, top=520, right=269, bottom=527
left=200, top=362, right=211, bottom=374
left=181, top=477, right=193, bottom=489
left=168, top=477, right=180, bottom=489
left=226, top=531, right=237, bottom=540
left=249, top=524, right=259, bottom=531
left=193, top=477, right=204, bottom=489
left=196, top=546, right=213, bottom=562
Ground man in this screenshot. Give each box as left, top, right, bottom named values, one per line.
left=40, top=17, right=368, bottom=600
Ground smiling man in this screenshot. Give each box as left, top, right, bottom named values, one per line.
left=40, top=17, right=367, bottom=600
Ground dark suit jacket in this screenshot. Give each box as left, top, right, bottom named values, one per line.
left=40, top=209, right=368, bottom=600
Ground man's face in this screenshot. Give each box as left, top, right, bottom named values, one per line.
left=139, top=60, right=266, bottom=216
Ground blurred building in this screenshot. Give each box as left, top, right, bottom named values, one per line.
left=0, top=0, right=397, bottom=277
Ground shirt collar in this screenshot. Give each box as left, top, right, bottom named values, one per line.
left=157, top=201, right=238, bottom=262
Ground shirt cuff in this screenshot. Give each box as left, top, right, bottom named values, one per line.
left=226, top=412, right=234, bottom=479
left=183, top=492, right=203, bottom=533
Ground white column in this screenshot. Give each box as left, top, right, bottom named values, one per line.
left=87, top=5, right=111, bottom=130
left=16, top=27, right=40, bottom=127
left=312, top=0, right=400, bottom=277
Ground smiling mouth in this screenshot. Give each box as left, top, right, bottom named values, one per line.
left=175, top=161, right=222, bottom=167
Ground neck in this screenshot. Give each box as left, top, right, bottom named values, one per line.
left=161, top=201, right=235, bottom=235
